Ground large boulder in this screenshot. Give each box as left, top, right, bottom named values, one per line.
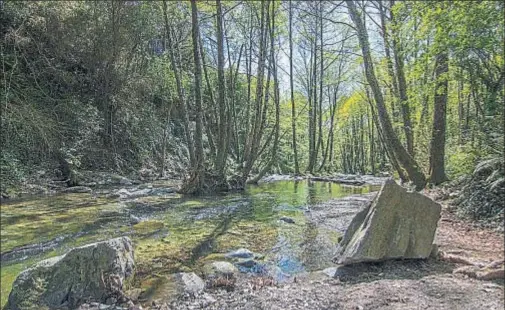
left=334, top=179, right=441, bottom=265
left=5, top=237, right=134, bottom=310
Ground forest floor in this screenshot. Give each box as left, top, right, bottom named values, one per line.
left=153, top=191, right=504, bottom=310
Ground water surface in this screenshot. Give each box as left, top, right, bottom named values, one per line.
left=0, top=179, right=378, bottom=306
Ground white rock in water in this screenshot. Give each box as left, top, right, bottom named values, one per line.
left=225, top=248, right=254, bottom=259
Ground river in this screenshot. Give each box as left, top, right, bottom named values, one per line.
left=0, top=178, right=382, bottom=306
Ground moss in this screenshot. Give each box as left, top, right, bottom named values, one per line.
left=1, top=264, right=25, bottom=308
left=179, top=200, right=205, bottom=208
left=214, top=221, right=278, bottom=254
left=133, top=220, right=165, bottom=236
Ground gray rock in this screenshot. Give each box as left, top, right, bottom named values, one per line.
left=151, top=188, right=176, bottom=196
left=5, top=237, right=134, bottom=310
left=129, top=214, right=142, bottom=225
left=334, top=179, right=441, bottom=265
left=61, top=186, right=92, bottom=193
left=279, top=216, right=296, bottom=224
left=236, top=258, right=256, bottom=268
left=320, top=265, right=354, bottom=278
left=119, top=177, right=133, bottom=185
left=174, top=272, right=205, bottom=295
left=321, top=267, right=338, bottom=278
left=128, top=189, right=152, bottom=198
left=202, top=261, right=238, bottom=278
left=116, top=188, right=131, bottom=199
left=225, top=248, right=254, bottom=259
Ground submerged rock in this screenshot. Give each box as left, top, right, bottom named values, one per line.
left=5, top=237, right=134, bottom=310
left=202, top=261, right=238, bottom=278
left=225, top=248, right=254, bottom=259
left=334, top=179, right=441, bottom=265
left=61, top=186, right=92, bottom=193
left=236, top=258, right=257, bottom=268
left=279, top=216, right=296, bottom=224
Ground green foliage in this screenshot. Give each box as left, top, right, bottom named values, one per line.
left=446, top=146, right=478, bottom=179
left=0, top=152, right=26, bottom=194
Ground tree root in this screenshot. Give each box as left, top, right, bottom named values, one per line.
left=440, top=251, right=505, bottom=281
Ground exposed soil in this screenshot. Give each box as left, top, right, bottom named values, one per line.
left=148, top=190, right=505, bottom=310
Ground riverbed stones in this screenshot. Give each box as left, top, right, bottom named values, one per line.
left=5, top=237, right=135, bottom=310
left=334, top=179, right=441, bottom=265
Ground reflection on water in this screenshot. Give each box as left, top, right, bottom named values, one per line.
left=0, top=179, right=379, bottom=306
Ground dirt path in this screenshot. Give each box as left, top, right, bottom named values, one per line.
left=436, top=205, right=504, bottom=263
left=154, top=194, right=504, bottom=310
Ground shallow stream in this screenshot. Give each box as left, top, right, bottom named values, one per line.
left=0, top=178, right=381, bottom=306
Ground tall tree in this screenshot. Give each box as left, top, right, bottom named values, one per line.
left=241, top=0, right=268, bottom=184
left=289, top=0, right=300, bottom=175
left=429, top=52, right=449, bottom=184
left=249, top=0, right=280, bottom=183
left=181, top=0, right=206, bottom=194
left=346, top=0, right=426, bottom=190
left=390, top=0, right=415, bottom=157
left=162, top=0, right=195, bottom=167
left=214, top=0, right=228, bottom=186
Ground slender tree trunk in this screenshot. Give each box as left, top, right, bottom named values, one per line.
left=315, top=1, right=324, bottom=170
left=457, top=70, right=464, bottom=145
left=379, top=1, right=399, bottom=134
left=241, top=0, right=268, bottom=184
left=163, top=0, right=195, bottom=166
left=249, top=2, right=280, bottom=183
left=347, top=0, right=426, bottom=190
left=289, top=0, right=300, bottom=175
left=366, top=87, right=408, bottom=182
left=390, top=0, right=414, bottom=157
left=429, top=52, right=449, bottom=185
left=180, top=0, right=206, bottom=194
left=307, top=9, right=318, bottom=174
left=368, top=104, right=376, bottom=174
left=199, top=36, right=216, bottom=158
left=214, top=0, right=228, bottom=184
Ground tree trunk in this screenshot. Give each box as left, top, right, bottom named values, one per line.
left=214, top=0, right=228, bottom=184
left=390, top=0, right=414, bottom=157
left=429, top=52, right=449, bottom=185
left=289, top=0, right=300, bottom=175
left=315, top=1, right=324, bottom=171
left=199, top=36, right=217, bottom=158
left=180, top=0, right=206, bottom=194
left=163, top=0, right=195, bottom=166
left=365, top=87, right=408, bottom=182
left=249, top=1, right=280, bottom=184
left=346, top=0, right=426, bottom=190
left=241, top=0, right=268, bottom=184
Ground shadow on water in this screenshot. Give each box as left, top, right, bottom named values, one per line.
left=187, top=212, right=235, bottom=265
